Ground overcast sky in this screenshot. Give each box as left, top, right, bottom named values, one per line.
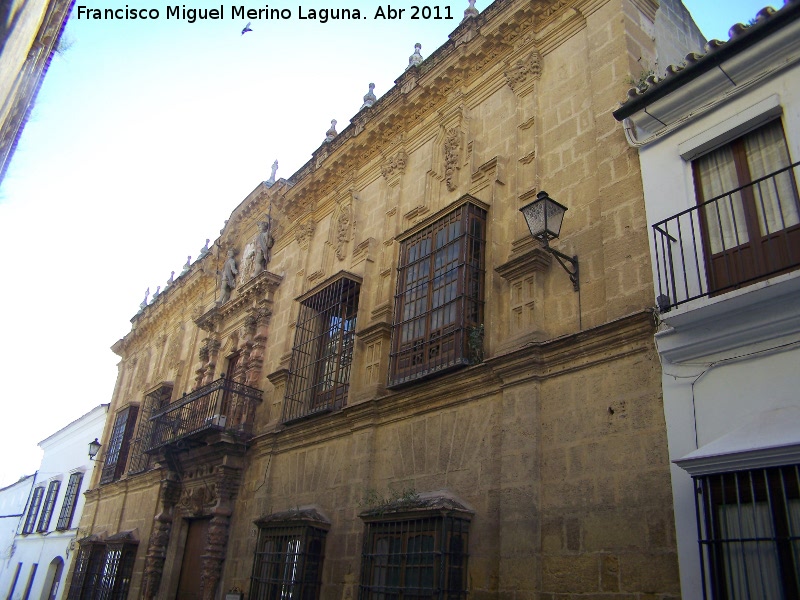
left=0, top=0, right=778, bottom=487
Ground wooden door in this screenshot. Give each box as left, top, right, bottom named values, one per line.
left=176, top=518, right=211, bottom=600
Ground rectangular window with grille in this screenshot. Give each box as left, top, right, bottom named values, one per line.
left=389, top=199, right=486, bottom=387
left=283, top=274, right=361, bottom=423
left=359, top=514, right=469, bottom=600
left=22, top=486, right=43, bottom=534
left=67, top=539, right=137, bottom=600
left=249, top=510, right=329, bottom=600
left=100, top=405, right=139, bottom=485
left=128, top=385, right=172, bottom=475
left=36, top=480, right=61, bottom=533
left=56, top=472, right=84, bottom=530
left=695, top=464, right=800, bottom=599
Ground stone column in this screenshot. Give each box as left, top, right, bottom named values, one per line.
left=199, top=465, right=240, bottom=600
left=142, top=472, right=181, bottom=599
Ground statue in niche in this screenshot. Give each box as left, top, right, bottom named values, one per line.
left=253, top=218, right=275, bottom=275
left=218, top=249, right=238, bottom=305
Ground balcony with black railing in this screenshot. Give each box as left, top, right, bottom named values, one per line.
left=145, top=377, right=262, bottom=453
left=652, top=161, right=800, bottom=312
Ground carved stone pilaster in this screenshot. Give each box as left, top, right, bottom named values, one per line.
left=245, top=307, right=272, bottom=389
left=444, top=127, right=462, bottom=192
left=335, top=204, right=352, bottom=261
left=205, top=338, right=221, bottom=386
left=200, top=513, right=230, bottom=600
left=142, top=474, right=181, bottom=600
left=198, top=465, right=241, bottom=600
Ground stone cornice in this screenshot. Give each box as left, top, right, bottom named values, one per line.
left=487, top=310, right=657, bottom=385
left=249, top=310, right=657, bottom=455
left=495, top=246, right=552, bottom=281
left=194, top=270, right=283, bottom=333
left=115, top=268, right=214, bottom=358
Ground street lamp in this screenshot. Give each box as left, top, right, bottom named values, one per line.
left=88, top=438, right=101, bottom=461
left=519, top=190, right=579, bottom=291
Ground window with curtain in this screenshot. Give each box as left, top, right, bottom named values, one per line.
left=694, top=465, right=800, bottom=599
left=693, top=120, right=800, bottom=293
left=282, top=274, right=360, bottom=423
left=389, top=199, right=486, bottom=387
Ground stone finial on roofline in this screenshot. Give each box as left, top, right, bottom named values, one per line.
left=463, top=0, right=478, bottom=20
left=361, top=83, right=377, bottom=109
left=140, top=287, right=150, bottom=310
left=325, top=119, right=338, bottom=143
left=407, top=43, right=423, bottom=69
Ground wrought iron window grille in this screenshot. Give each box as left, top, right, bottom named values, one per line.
left=694, top=465, right=800, bottom=599
left=282, top=274, right=361, bottom=424
left=249, top=509, right=330, bottom=600
left=358, top=494, right=472, bottom=600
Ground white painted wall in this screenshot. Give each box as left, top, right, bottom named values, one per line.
left=631, top=20, right=800, bottom=600
left=0, top=405, right=107, bottom=600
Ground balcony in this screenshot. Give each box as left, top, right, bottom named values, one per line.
left=145, top=377, right=263, bottom=453
left=652, top=161, right=800, bottom=311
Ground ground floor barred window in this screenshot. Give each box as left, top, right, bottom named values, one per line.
left=66, top=534, right=137, bottom=600
left=695, top=465, right=800, bottom=599
left=359, top=495, right=471, bottom=600
left=249, top=508, right=329, bottom=600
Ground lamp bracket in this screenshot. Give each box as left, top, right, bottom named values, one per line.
left=545, top=244, right=579, bottom=291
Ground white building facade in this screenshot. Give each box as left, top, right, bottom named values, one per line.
left=0, top=405, right=107, bottom=600
left=614, top=2, right=800, bottom=598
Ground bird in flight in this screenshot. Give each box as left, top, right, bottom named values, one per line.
left=241, top=21, right=252, bottom=34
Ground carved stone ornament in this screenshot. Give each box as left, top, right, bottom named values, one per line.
left=504, top=50, right=543, bottom=91
left=180, top=485, right=218, bottom=516
left=166, top=325, right=184, bottom=369
left=335, top=206, right=352, bottom=261
left=295, top=220, right=317, bottom=247
left=238, top=242, right=256, bottom=285
left=381, top=150, right=408, bottom=179
left=444, top=128, right=461, bottom=192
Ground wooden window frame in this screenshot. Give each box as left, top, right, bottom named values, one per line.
left=100, top=405, right=139, bottom=485
left=389, top=198, right=486, bottom=388
left=693, top=120, right=800, bottom=294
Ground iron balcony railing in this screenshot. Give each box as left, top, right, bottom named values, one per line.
left=146, top=377, right=262, bottom=452
left=652, top=161, right=800, bottom=311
